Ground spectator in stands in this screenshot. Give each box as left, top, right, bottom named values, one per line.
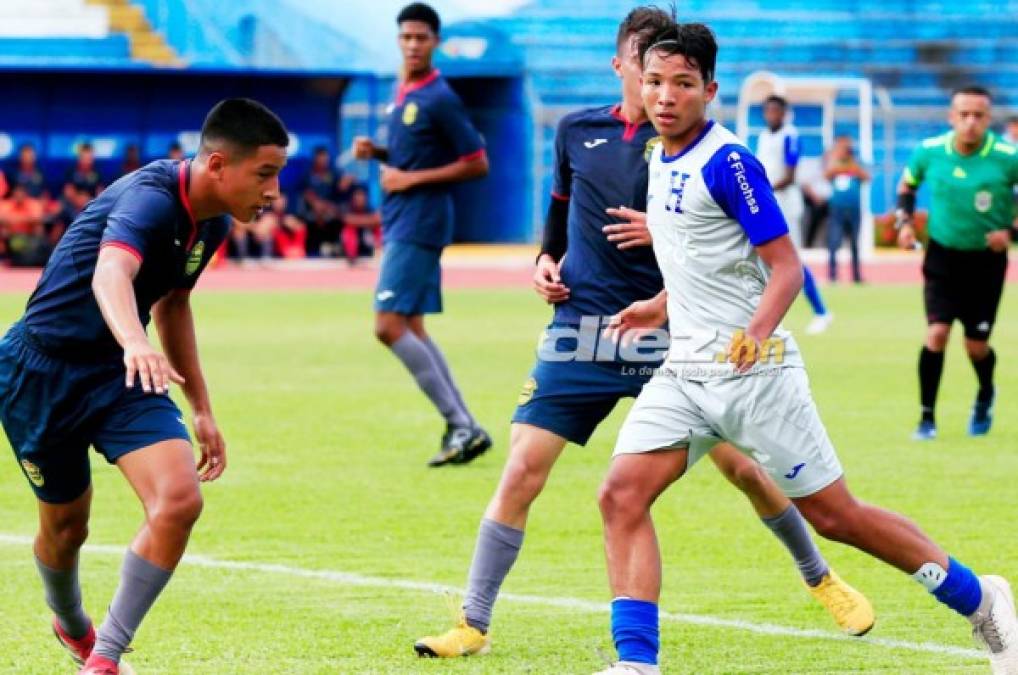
left=168, top=141, right=185, bottom=161
left=300, top=145, right=343, bottom=256
left=12, top=143, right=47, bottom=199
left=1003, top=115, right=1018, bottom=145
left=824, top=136, right=869, bottom=283
left=0, top=167, right=7, bottom=200
left=231, top=195, right=306, bottom=262
left=63, top=142, right=103, bottom=200
left=341, top=184, right=381, bottom=264
left=0, top=184, right=48, bottom=265
left=120, top=143, right=143, bottom=177
left=266, top=195, right=307, bottom=259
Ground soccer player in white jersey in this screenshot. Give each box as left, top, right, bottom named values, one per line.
left=592, top=21, right=1017, bottom=675
left=757, top=95, right=833, bottom=335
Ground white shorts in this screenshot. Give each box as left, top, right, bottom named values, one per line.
left=613, top=367, right=843, bottom=498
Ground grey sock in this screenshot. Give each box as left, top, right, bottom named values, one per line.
left=421, top=336, right=475, bottom=427
left=391, top=332, right=471, bottom=427
left=463, top=518, right=524, bottom=633
left=762, top=505, right=829, bottom=587
left=35, top=556, right=91, bottom=639
left=93, top=550, right=173, bottom=663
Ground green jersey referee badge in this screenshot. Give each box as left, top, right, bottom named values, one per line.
left=185, top=241, right=204, bottom=276
left=975, top=190, right=992, bottom=213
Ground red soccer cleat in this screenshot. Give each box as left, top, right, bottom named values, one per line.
left=53, top=618, right=95, bottom=666
left=78, top=654, right=119, bottom=675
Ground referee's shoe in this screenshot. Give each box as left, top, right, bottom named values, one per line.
left=969, top=388, right=995, bottom=436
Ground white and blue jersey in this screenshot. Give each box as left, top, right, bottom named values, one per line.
left=756, top=123, right=804, bottom=241
left=646, top=120, right=804, bottom=378
left=615, top=121, right=844, bottom=498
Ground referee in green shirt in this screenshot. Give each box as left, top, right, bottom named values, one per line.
left=897, top=85, right=1018, bottom=440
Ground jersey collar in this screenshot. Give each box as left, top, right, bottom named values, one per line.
left=946, top=131, right=996, bottom=158
left=178, top=160, right=199, bottom=250
left=396, top=69, right=440, bottom=105
left=610, top=104, right=645, bottom=142
left=659, top=120, right=715, bottom=163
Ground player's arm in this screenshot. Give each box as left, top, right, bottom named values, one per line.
left=153, top=289, right=226, bottom=482
left=352, top=136, right=389, bottom=163
left=380, top=152, right=488, bottom=194
left=772, top=135, right=800, bottom=190
left=605, top=289, right=668, bottom=347
left=92, top=246, right=184, bottom=395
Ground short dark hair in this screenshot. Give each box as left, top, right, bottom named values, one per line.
left=313, top=145, right=329, bottom=156
left=199, top=98, right=289, bottom=156
left=952, top=85, right=992, bottom=102
left=638, top=22, right=717, bottom=84
left=616, top=6, right=675, bottom=55
left=1006, top=115, right=1018, bottom=125
left=78, top=142, right=93, bottom=152
left=764, top=95, right=788, bottom=109
left=168, top=141, right=182, bottom=152
left=397, top=2, right=440, bottom=35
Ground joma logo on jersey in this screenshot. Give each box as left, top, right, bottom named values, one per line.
left=726, top=151, right=760, bottom=214
left=665, top=171, right=691, bottom=213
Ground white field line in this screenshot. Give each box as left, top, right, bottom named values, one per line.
left=0, top=534, right=984, bottom=661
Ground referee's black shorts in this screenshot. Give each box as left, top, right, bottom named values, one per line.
left=923, top=238, right=1008, bottom=340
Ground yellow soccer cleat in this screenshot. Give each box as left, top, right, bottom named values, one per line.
left=807, top=569, right=876, bottom=636
left=414, top=615, right=491, bottom=658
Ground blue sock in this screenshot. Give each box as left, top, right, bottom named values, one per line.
left=915, top=557, right=983, bottom=617
left=611, top=598, right=659, bottom=666
left=802, top=266, right=827, bottom=316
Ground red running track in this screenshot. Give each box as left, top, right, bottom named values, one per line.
left=2, top=259, right=1017, bottom=294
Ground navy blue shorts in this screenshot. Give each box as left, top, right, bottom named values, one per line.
left=374, top=240, right=442, bottom=316
left=511, top=323, right=657, bottom=446
left=0, top=323, right=191, bottom=503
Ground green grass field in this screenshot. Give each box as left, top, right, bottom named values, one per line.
left=0, top=283, right=1016, bottom=674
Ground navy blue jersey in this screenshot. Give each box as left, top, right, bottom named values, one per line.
left=551, top=105, right=664, bottom=324
left=21, top=160, right=230, bottom=360
left=382, top=70, right=485, bottom=250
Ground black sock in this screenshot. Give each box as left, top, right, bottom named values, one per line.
left=971, top=348, right=996, bottom=403
left=919, top=347, right=945, bottom=423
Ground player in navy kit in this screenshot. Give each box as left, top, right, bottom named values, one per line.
left=0, top=99, right=289, bottom=674
left=352, top=3, right=492, bottom=467
left=414, top=8, right=871, bottom=659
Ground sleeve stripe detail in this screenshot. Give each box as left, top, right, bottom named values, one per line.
left=550, top=192, right=570, bottom=202
left=459, top=149, right=486, bottom=162
left=100, top=241, right=144, bottom=263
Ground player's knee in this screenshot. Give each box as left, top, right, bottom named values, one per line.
left=926, top=326, right=950, bottom=351
left=149, top=489, right=204, bottom=531
left=597, top=479, right=644, bottom=524
left=805, top=507, right=859, bottom=544
left=722, top=458, right=769, bottom=494
left=499, top=459, right=546, bottom=507
left=374, top=319, right=404, bottom=346
left=41, top=518, right=89, bottom=555
left=965, top=340, right=989, bottom=360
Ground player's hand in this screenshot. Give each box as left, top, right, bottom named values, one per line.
left=352, top=136, right=375, bottom=161
left=986, top=229, right=1012, bottom=253
left=603, top=207, right=652, bottom=249
left=193, top=412, right=227, bottom=482
left=123, top=337, right=184, bottom=395
left=533, top=253, right=570, bottom=304
left=897, top=223, right=917, bottom=250
left=604, top=297, right=667, bottom=347
left=726, top=329, right=762, bottom=374
left=380, top=166, right=417, bottom=193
